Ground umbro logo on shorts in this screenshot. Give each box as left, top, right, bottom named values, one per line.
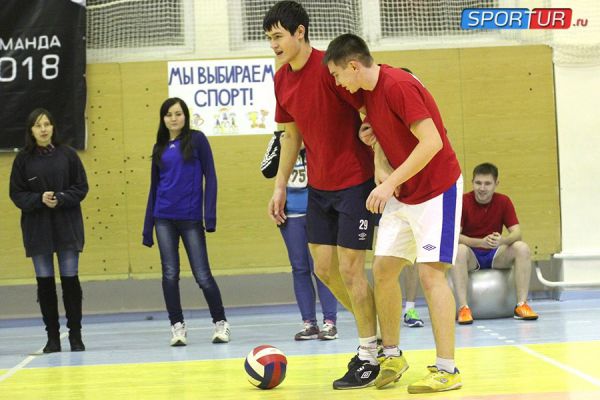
left=358, top=232, right=367, bottom=240
left=422, top=244, right=437, bottom=251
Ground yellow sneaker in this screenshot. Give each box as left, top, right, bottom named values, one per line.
left=407, top=366, right=462, bottom=394
left=374, top=355, right=409, bottom=389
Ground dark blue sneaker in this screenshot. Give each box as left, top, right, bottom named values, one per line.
left=403, top=308, right=425, bottom=328
left=334, top=356, right=379, bottom=389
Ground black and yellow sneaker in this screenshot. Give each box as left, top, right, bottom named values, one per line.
left=333, top=357, right=380, bottom=390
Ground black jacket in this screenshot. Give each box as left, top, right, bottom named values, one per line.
left=9, top=145, right=88, bottom=257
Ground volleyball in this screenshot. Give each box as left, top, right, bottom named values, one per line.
left=244, top=345, right=287, bottom=389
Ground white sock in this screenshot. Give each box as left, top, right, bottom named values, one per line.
left=404, top=301, right=416, bottom=315
left=358, top=336, right=378, bottom=365
left=436, top=357, right=456, bottom=373
left=383, top=346, right=401, bottom=358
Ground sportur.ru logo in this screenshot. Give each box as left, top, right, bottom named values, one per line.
left=461, top=8, right=578, bottom=30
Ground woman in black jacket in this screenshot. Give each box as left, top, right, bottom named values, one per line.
left=9, top=108, right=89, bottom=353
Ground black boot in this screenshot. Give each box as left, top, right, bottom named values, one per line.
left=68, top=330, right=85, bottom=352
left=37, top=277, right=61, bottom=353
left=61, top=276, right=85, bottom=351
left=44, top=332, right=61, bottom=353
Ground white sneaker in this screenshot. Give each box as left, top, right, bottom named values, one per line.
left=212, top=320, right=230, bottom=343
left=318, top=322, right=338, bottom=340
left=170, top=321, right=187, bottom=346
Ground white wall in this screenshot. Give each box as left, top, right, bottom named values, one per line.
left=554, top=64, right=600, bottom=284
left=194, top=1, right=271, bottom=60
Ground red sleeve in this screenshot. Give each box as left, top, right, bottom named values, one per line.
left=274, top=91, right=293, bottom=123
left=275, top=96, right=293, bottom=123
left=385, top=81, right=431, bottom=127
left=274, top=71, right=293, bottom=123
left=503, top=196, right=520, bottom=228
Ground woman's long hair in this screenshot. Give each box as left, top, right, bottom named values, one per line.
left=152, top=97, right=193, bottom=165
left=23, top=108, right=61, bottom=153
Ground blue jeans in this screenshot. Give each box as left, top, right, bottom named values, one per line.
left=155, top=218, right=226, bottom=325
left=280, top=216, right=337, bottom=324
left=32, top=251, right=79, bottom=278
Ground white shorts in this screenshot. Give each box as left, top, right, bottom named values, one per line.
left=375, top=176, right=463, bottom=264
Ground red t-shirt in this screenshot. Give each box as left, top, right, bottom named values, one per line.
left=274, top=48, right=374, bottom=191
left=364, top=65, right=461, bottom=204
left=461, top=191, right=519, bottom=239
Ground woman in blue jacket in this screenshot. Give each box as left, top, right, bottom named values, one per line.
left=143, top=97, right=229, bottom=346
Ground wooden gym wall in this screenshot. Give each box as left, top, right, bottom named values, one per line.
left=0, top=45, right=559, bottom=284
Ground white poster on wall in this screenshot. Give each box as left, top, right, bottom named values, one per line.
left=168, top=58, right=276, bottom=136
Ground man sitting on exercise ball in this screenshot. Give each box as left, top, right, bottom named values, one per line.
left=450, top=162, right=539, bottom=324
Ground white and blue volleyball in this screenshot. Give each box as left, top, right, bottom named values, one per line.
left=244, top=345, right=287, bottom=389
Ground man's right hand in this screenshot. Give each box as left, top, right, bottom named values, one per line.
left=482, top=232, right=502, bottom=249
left=268, top=187, right=287, bottom=225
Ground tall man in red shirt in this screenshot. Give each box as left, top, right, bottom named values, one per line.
left=263, top=2, right=381, bottom=390
left=325, top=33, right=463, bottom=394
left=451, top=162, right=539, bottom=324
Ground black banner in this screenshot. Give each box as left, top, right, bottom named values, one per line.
left=0, top=0, right=86, bottom=150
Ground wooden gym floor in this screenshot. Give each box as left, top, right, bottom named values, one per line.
left=1, top=298, right=599, bottom=399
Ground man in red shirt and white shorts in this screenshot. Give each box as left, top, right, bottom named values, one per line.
left=451, top=162, right=539, bottom=325
left=325, top=33, right=463, bottom=394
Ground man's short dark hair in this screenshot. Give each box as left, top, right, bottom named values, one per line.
left=324, top=33, right=373, bottom=68
left=263, top=1, right=310, bottom=42
left=473, top=162, right=499, bottom=180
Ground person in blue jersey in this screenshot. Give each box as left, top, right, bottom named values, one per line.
left=261, top=131, right=339, bottom=340
left=10, top=108, right=88, bottom=354
left=143, top=97, right=230, bottom=346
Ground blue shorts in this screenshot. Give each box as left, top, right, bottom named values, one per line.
left=307, top=179, right=375, bottom=250
left=472, top=248, right=499, bottom=269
